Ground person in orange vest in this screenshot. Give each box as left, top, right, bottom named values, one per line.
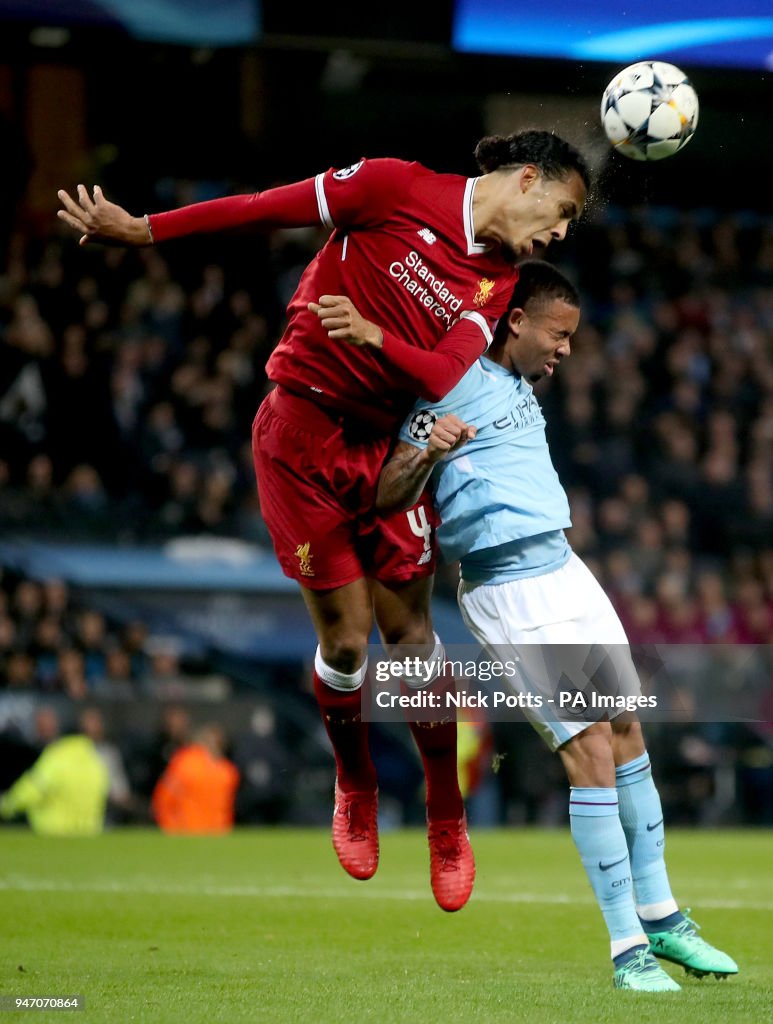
left=152, top=723, right=239, bottom=834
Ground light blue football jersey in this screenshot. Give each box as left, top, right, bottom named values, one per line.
left=398, top=356, right=571, bottom=583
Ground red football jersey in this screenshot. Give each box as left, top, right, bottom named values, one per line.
left=150, top=158, right=519, bottom=431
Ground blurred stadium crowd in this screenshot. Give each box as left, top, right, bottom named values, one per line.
left=1, top=184, right=772, bottom=826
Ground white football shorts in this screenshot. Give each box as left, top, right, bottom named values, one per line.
left=458, top=552, right=642, bottom=751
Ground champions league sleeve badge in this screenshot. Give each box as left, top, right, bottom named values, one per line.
left=408, top=410, right=437, bottom=442
left=332, top=160, right=364, bottom=180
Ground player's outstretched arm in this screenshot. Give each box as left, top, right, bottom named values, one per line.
left=377, top=415, right=476, bottom=513
left=60, top=177, right=325, bottom=248
left=57, top=185, right=152, bottom=247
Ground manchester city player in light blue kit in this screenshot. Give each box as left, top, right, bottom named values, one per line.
left=378, top=261, right=737, bottom=992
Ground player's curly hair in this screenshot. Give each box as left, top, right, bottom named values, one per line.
left=513, top=259, right=580, bottom=308
left=475, top=130, right=591, bottom=190
left=493, top=260, right=580, bottom=346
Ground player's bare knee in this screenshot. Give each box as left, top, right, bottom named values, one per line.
left=611, top=712, right=642, bottom=741
left=381, top=620, right=434, bottom=659
left=319, top=636, right=368, bottom=675
left=611, top=713, right=645, bottom=762
left=375, top=587, right=432, bottom=642
left=384, top=622, right=438, bottom=671
left=559, top=724, right=615, bottom=788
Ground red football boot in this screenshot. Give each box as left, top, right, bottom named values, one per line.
left=427, top=813, right=475, bottom=912
left=332, top=781, right=379, bottom=880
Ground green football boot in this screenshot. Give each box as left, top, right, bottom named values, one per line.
left=613, top=948, right=682, bottom=992
left=647, top=913, right=739, bottom=979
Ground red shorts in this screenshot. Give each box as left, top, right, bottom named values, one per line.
left=252, top=386, right=439, bottom=590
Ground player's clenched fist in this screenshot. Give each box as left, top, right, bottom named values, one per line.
left=307, top=295, right=384, bottom=349
left=427, top=414, right=477, bottom=463
left=57, top=185, right=152, bottom=247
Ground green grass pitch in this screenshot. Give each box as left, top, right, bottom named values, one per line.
left=2, top=827, right=771, bottom=1023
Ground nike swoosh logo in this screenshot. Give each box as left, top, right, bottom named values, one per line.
left=646, top=819, right=664, bottom=832
left=599, top=856, right=627, bottom=872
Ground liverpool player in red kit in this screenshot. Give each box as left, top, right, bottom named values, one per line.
left=58, top=131, right=589, bottom=910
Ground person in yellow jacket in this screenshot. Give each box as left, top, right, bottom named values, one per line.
left=456, top=717, right=494, bottom=801
left=0, top=727, right=110, bottom=836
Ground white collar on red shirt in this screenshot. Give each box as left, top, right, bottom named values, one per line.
left=464, top=178, right=490, bottom=256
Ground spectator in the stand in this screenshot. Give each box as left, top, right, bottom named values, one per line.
left=74, top=609, right=109, bottom=682
left=120, top=619, right=150, bottom=680
left=152, top=722, right=239, bottom=834
left=0, top=295, right=51, bottom=477
left=657, top=591, right=706, bottom=644
left=743, top=457, right=773, bottom=548
left=5, top=650, right=37, bottom=689
left=20, top=454, right=60, bottom=527
left=734, top=717, right=773, bottom=826
left=659, top=498, right=692, bottom=550
left=595, top=496, right=634, bottom=554
left=157, top=459, right=200, bottom=534
left=628, top=517, right=667, bottom=583
left=34, top=704, right=62, bottom=747
left=78, top=706, right=136, bottom=824
left=649, top=414, right=701, bottom=501
left=53, top=648, right=88, bottom=700
left=693, top=448, right=747, bottom=555
left=135, top=703, right=192, bottom=800
left=41, top=578, right=71, bottom=623
left=621, top=594, right=667, bottom=645
left=0, top=613, right=17, bottom=663
left=141, top=638, right=189, bottom=698
left=140, top=401, right=185, bottom=497
left=695, top=570, right=738, bottom=642
left=59, top=465, right=111, bottom=534
left=603, top=552, right=642, bottom=614
left=11, top=579, right=44, bottom=648
left=30, top=615, right=66, bottom=687
left=734, top=578, right=773, bottom=643
left=92, top=645, right=136, bottom=698
left=192, top=465, right=236, bottom=534
left=43, top=324, right=109, bottom=480
left=232, top=705, right=292, bottom=824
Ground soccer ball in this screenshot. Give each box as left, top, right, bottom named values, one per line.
left=601, top=61, right=699, bottom=161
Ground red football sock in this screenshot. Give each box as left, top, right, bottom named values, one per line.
left=405, top=677, right=463, bottom=822
left=314, top=671, right=377, bottom=793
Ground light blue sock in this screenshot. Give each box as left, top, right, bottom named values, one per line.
left=569, top=787, right=646, bottom=957
left=616, top=752, right=679, bottom=922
